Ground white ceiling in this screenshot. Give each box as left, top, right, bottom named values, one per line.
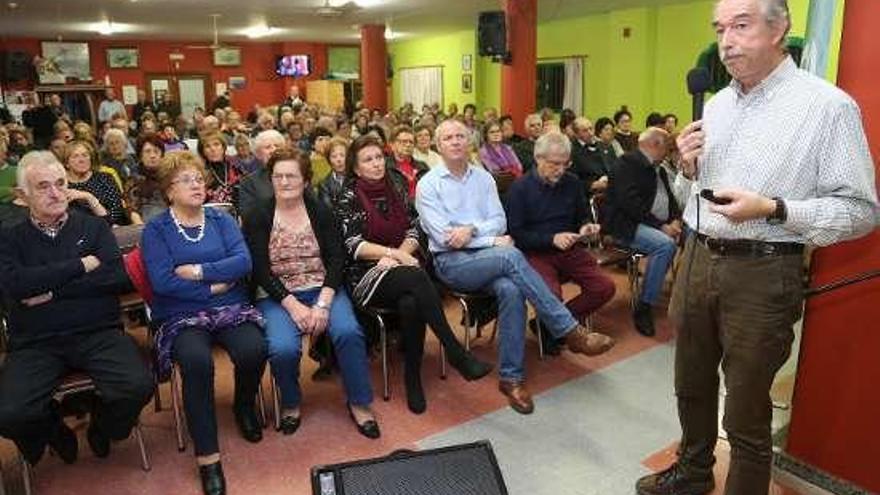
left=0, top=0, right=701, bottom=44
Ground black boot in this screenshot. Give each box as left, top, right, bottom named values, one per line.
left=233, top=404, right=263, bottom=443
left=199, top=461, right=226, bottom=495
left=48, top=419, right=78, bottom=464
left=633, top=301, right=656, bottom=337
left=404, top=363, right=426, bottom=414
left=86, top=421, right=111, bottom=458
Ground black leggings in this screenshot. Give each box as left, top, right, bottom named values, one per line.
left=370, top=266, right=467, bottom=370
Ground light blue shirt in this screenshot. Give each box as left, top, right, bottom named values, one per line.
left=415, top=163, right=507, bottom=253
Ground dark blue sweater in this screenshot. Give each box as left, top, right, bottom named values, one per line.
left=506, top=170, right=592, bottom=252
left=0, top=211, right=131, bottom=345
left=142, top=207, right=252, bottom=322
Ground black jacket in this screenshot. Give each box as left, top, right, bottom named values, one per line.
left=241, top=193, right=346, bottom=302
left=602, top=149, right=680, bottom=243
left=569, top=138, right=610, bottom=194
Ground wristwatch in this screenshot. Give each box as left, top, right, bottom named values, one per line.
left=315, top=300, right=330, bottom=310
left=766, top=197, right=787, bottom=225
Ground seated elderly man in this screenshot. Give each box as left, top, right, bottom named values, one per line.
left=237, top=129, right=287, bottom=214
left=416, top=120, right=615, bottom=415
left=506, top=132, right=616, bottom=355
left=603, top=127, right=681, bottom=337
left=0, top=151, right=153, bottom=466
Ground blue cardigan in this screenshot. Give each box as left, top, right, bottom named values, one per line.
left=142, top=207, right=252, bottom=322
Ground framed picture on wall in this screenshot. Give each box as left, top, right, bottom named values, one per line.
left=40, top=41, right=91, bottom=82
left=462, top=54, right=472, bottom=72
left=461, top=73, right=473, bottom=93
left=228, top=76, right=246, bottom=90
left=107, top=47, right=139, bottom=69
left=213, top=47, right=241, bottom=66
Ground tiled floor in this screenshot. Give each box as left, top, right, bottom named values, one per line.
left=0, top=269, right=822, bottom=494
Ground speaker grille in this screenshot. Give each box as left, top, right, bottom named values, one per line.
left=314, top=442, right=507, bottom=495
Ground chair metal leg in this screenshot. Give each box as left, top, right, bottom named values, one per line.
left=133, top=423, right=151, bottom=472
left=378, top=315, right=389, bottom=401
left=458, top=298, right=471, bottom=351
left=535, top=319, right=545, bottom=361
left=256, top=380, right=267, bottom=429
left=271, top=374, right=281, bottom=431
left=169, top=366, right=187, bottom=452
left=18, top=452, right=32, bottom=495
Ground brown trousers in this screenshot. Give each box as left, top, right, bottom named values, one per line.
left=670, top=236, right=804, bottom=495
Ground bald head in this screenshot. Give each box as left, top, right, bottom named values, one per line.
left=638, top=127, right=670, bottom=163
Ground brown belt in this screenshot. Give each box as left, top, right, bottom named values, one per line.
left=694, top=233, right=804, bottom=257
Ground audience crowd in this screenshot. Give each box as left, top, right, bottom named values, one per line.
left=0, top=85, right=688, bottom=495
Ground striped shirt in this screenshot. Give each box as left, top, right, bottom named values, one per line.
left=684, top=56, right=878, bottom=247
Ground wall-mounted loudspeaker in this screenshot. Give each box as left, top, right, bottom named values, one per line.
left=478, top=11, right=507, bottom=57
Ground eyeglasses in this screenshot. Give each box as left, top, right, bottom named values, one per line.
left=271, top=173, right=303, bottom=182
left=173, top=175, right=206, bottom=185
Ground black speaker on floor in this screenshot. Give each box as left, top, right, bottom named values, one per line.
left=478, top=11, right=507, bottom=57
left=311, top=440, right=509, bottom=495
left=1, top=50, right=33, bottom=83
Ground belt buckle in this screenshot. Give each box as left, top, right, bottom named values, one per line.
left=761, top=243, right=776, bottom=256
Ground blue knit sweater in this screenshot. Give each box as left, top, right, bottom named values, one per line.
left=142, top=207, right=252, bottom=322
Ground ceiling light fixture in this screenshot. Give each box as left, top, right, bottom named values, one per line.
left=244, top=24, right=277, bottom=38
left=98, top=20, right=115, bottom=35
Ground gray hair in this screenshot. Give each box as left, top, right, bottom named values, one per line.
left=760, top=0, right=790, bottom=26
left=103, top=128, right=127, bottom=145
left=254, top=129, right=285, bottom=149
left=572, top=117, right=592, bottom=132
left=534, top=131, right=572, bottom=159
left=434, top=119, right=471, bottom=148
left=16, top=151, right=66, bottom=195
left=524, top=113, right=542, bottom=127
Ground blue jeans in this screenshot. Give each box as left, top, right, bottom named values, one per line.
left=434, top=246, right=578, bottom=382
left=627, top=223, right=677, bottom=305
left=257, top=288, right=372, bottom=408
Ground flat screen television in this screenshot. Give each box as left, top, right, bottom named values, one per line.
left=276, top=55, right=311, bottom=77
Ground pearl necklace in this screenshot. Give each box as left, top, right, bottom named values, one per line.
left=170, top=207, right=205, bottom=243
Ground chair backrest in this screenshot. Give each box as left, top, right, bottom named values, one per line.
left=112, top=223, right=146, bottom=254
left=123, top=247, right=154, bottom=305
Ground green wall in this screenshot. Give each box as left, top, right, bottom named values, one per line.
left=390, top=0, right=825, bottom=127
left=389, top=30, right=478, bottom=110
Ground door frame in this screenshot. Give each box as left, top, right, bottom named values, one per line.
left=144, top=72, right=211, bottom=112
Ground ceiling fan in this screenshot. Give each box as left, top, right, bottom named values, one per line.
left=291, top=0, right=363, bottom=19
left=186, top=14, right=231, bottom=50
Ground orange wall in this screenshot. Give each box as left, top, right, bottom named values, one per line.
left=786, top=0, right=880, bottom=492
left=1, top=38, right=337, bottom=117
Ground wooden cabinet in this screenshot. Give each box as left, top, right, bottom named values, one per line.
left=305, top=80, right=345, bottom=112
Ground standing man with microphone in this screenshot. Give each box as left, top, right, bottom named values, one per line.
left=636, top=1, right=878, bottom=494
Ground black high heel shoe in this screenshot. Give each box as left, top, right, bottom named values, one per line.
left=347, top=406, right=381, bottom=439
left=450, top=352, right=494, bottom=381
left=199, top=461, right=226, bottom=495
left=233, top=405, right=263, bottom=443
left=279, top=415, right=301, bottom=435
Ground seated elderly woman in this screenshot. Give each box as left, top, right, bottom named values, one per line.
left=142, top=151, right=267, bottom=495
left=198, top=131, right=242, bottom=205
left=412, top=124, right=443, bottom=169
left=127, top=133, right=167, bottom=223
left=242, top=147, right=379, bottom=439
left=478, top=120, right=523, bottom=184
left=64, top=140, right=131, bottom=226
left=100, top=128, right=137, bottom=184
left=335, top=136, right=492, bottom=414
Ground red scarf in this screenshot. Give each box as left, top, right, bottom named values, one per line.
left=355, top=177, right=410, bottom=248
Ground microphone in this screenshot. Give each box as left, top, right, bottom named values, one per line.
left=687, top=67, right=711, bottom=121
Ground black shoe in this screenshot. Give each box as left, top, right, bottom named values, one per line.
left=633, top=302, right=656, bottom=337
left=448, top=352, right=494, bottom=381
left=199, top=461, right=227, bottom=495
left=635, top=463, right=714, bottom=495
left=86, top=422, right=111, bottom=458
left=233, top=406, right=263, bottom=443
left=347, top=406, right=381, bottom=439
left=404, top=369, right=427, bottom=414
left=48, top=421, right=78, bottom=464
left=278, top=415, right=301, bottom=436
left=528, top=318, right=562, bottom=356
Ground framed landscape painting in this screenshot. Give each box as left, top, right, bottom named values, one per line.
left=107, top=47, right=139, bottom=68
